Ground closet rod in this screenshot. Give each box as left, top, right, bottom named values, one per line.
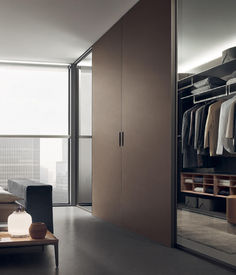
left=180, top=94, right=194, bottom=100
left=180, top=85, right=226, bottom=100
left=193, top=86, right=236, bottom=104
left=180, top=90, right=226, bottom=101
left=193, top=91, right=227, bottom=104
left=229, top=90, right=236, bottom=96
left=193, top=90, right=236, bottom=104
left=180, top=83, right=236, bottom=103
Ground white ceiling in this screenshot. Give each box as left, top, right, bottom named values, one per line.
left=0, top=0, right=138, bottom=64
left=178, top=0, right=236, bottom=73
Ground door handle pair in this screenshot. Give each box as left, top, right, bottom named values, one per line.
left=119, top=132, right=124, bottom=147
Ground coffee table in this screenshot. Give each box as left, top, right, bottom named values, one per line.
left=0, top=230, right=59, bottom=267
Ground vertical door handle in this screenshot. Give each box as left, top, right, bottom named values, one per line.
left=119, top=132, right=122, bottom=147
left=121, top=132, right=124, bottom=147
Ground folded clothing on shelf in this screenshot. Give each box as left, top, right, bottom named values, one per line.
left=193, top=77, right=226, bottom=89
left=191, top=77, right=226, bottom=95
left=191, top=85, right=212, bottom=95
left=185, top=178, right=193, bottom=183
left=226, top=77, right=236, bottom=85
left=205, top=187, right=214, bottom=194
left=219, top=179, right=230, bottom=187
left=225, top=70, right=236, bottom=81
left=194, top=176, right=203, bottom=183
left=194, top=187, right=204, bottom=192
left=222, top=47, right=236, bottom=64
left=218, top=189, right=230, bottom=196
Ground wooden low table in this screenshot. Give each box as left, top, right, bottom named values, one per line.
left=0, top=230, right=59, bottom=267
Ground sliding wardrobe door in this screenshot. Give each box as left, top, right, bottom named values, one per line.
left=121, top=0, right=173, bottom=246
left=92, top=22, right=122, bottom=225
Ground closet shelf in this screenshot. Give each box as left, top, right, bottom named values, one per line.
left=216, top=195, right=229, bottom=198
left=178, top=59, right=236, bottom=88
left=204, top=183, right=214, bottom=186
left=178, top=59, right=236, bottom=103
left=179, top=83, right=236, bottom=102
left=182, top=190, right=214, bottom=196
left=181, top=172, right=236, bottom=198
left=182, top=190, right=227, bottom=199
left=193, top=85, right=226, bottom=103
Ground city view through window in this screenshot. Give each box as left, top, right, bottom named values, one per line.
left=0, top=64, right=69, bottom=203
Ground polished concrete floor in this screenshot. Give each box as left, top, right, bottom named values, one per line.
left=0, top=207, right=234, bottom=275
left=77, top=205, right=92, bottom=213
left=178, top=209, right=236, bottom=267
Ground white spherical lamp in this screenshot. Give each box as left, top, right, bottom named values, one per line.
left=8, top=207, right=32, bottom=237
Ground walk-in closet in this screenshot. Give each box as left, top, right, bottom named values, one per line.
left=177, top=0, right=236, bottom=268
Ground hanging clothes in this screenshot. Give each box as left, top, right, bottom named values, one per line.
left=216, top=96, right=236, bottom=155
left=194, top=105, right=205, bottom=150
left=225, top=77, right=236, bottom=151
left=181, top=74, right=236, bottom=169
left=182, top=104, right=208, bottom=168
left=225, top=99, right=236, bottom=154
left=195, top=102, right=212, bottom=155
left=204, top=100, right=224, bottom=156
left=182, top=106, right=198, bottom=168
left=181, top=95, right=236, bottom=167
left=188, top=105, right=200, bottom=145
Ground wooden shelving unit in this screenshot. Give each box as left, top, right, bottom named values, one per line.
left=181, top=172, right=236, bottom=198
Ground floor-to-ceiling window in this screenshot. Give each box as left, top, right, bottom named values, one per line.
left=77, top=53, right=92, bottom=211
left=0, top=63, right=69, bottom=204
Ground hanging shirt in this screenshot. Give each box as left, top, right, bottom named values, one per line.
left=182, top=106, right=198, bottom=168
left=194, top=105, right=205, bottom=150
left=204, top=100, right=223, bottom=156
left=225, top=100, right=236, bottom=138
left=188, top=105, right=200, bottom=145
left=196, top=102, right=213, bottom=155
left=225, top=100, right=236, bottom=152
left=216, top=96, right=236, bottom=155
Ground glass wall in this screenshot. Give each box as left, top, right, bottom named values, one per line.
left=177, top=0, right=236, bottom=268
left=0, top=64, right=69, bottom=204
left=77, top=53, right=92, bottom=210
